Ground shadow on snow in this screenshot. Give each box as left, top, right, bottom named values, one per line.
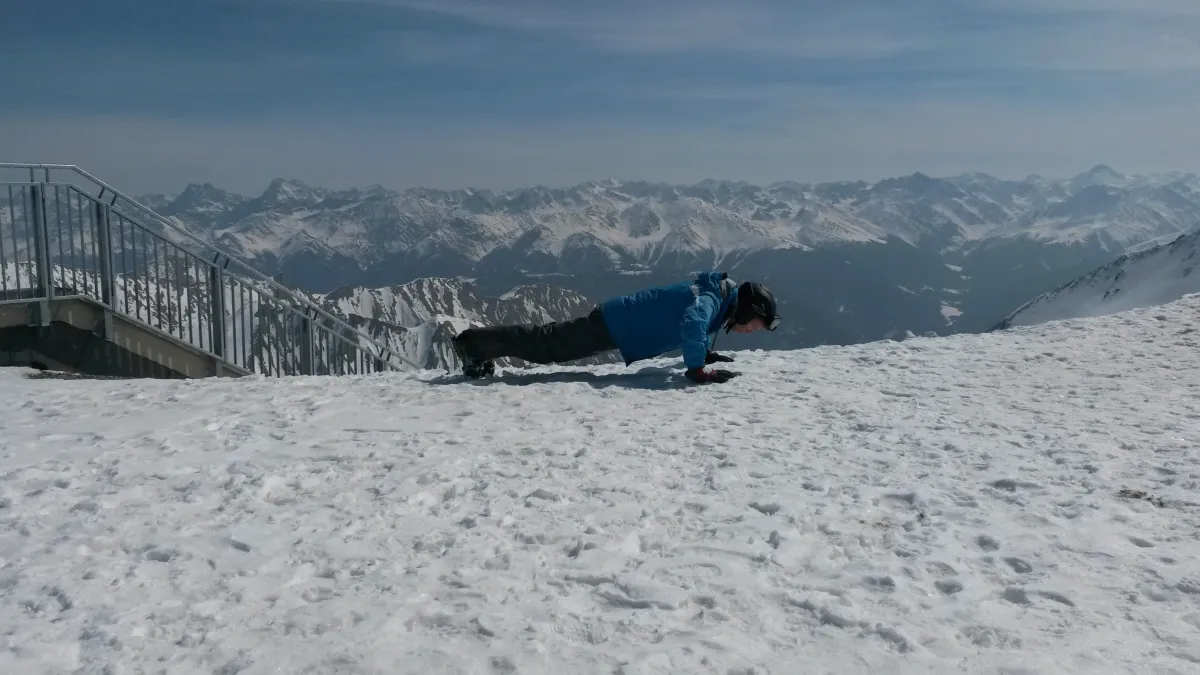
left=424, top=366, right=689, bottom=390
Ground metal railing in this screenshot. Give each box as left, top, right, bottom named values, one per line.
left=0, top=163, right=417, bottom=376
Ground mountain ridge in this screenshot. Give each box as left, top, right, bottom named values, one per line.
left=993, top=227, right=1200, bottom=330
left=144, top=165, right=1200, bottom=272
left=134, top=164, right=1200, bottom=349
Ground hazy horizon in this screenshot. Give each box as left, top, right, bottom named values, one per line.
left=116, top=162, right=1200, bottom=199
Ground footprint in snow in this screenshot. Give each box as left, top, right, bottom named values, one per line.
left=989, top=478, right=1040, bottom=492
left=1003, top=557, right=1033, bottom=573
left=749, top=501, right=781, bottom=515
left=144, top=547, right=179, bottom=563
left=1036, top=590, right=1075, bottom=606
left=935, top=579, right=964, bottom=595
left=976, top=534, right=1001, bottom=551
left=925, top=561, right=957, bottom=577
left=526, top=488, right=560, bottom=502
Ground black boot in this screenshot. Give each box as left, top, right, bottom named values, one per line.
left=452, top=333, right=495, bottom=378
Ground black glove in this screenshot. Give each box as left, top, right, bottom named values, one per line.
left=705, top=351, right=735, bottom=364
left=685, top=367, right=740, bottom=384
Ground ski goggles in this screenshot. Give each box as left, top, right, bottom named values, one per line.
left=748, top=306, right=780, bottom=331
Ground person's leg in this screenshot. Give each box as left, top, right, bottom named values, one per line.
left=455, top=308, right=616, bottom=366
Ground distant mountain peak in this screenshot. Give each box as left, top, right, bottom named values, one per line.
left=1069, top=164, right=1132, bottom=189
left=265, top=176, right=312, bottom=189
left=258, top=177, right=321, bottom=205
left=162, top=182, right=247, bottom=224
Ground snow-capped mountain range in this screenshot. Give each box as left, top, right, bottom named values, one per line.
left=993, top=228, right=1200, bottom=330
left=135, top=164, right=1200, bottom=348
left=143, top=165, right=1200, bottom=276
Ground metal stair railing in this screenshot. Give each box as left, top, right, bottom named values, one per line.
left=0, top=162, right=418, bottom=376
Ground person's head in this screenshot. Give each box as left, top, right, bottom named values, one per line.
left=726, top=281, right=780, bottom=333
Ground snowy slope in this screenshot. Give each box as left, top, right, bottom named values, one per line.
left=995, top=228, right=1200, bottom=329
left=3, top=296, right=1200, bottom=674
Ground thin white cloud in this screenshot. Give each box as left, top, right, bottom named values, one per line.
left=361, top=0, right=1200, bottom=75
left=374, top=28, right=504, bottom=65
left=947, top=6, right=1200, bottom=73
left=990, top=0, right=1200, bottom=15
left=363, top=0, right=932, bottom=58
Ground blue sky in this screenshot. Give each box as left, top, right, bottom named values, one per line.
left=3, top=0, right=1198, bottom=194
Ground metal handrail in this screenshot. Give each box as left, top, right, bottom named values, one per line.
left=0, top=162, right=418, bottom=370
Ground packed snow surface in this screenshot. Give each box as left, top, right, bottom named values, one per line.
left=3, top=297, right=1200, bottom=675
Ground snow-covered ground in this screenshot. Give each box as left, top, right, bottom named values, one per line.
left=3, top=296, right=1200, bottom=675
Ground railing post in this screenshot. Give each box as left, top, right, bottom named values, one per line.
left=93, top=201, right=116, bottom=339
left=299, top=312, right=314, bottom=375
left=94, top=201, right=115, bottom=306
left=30, top=184, right=53, bottom=312
left=208, top=264, right=226, bottom=361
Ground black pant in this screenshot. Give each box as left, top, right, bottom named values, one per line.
left=455, top=307, right=617, bottom=365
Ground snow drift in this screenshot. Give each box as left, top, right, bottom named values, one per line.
left=2, top=294, right=1200, bottom=674
left=995, top=228, right=1200, bottom=330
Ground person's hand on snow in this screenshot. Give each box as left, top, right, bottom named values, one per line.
left=705, top=351, right=734, bottom=364
left=685, top=367, right=739, bottom=384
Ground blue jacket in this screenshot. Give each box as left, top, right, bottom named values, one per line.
left=598, top=271, right=739, bottom=369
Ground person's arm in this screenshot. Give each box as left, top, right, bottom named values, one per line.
left=679, top=294, right=739, bottom=383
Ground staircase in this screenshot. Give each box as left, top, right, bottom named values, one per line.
left=0, top=163, right=414, bottom=379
